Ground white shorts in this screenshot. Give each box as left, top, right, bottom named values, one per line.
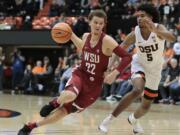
left=131, top=60, right=162, bottom=91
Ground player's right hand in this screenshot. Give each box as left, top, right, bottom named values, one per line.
left=104, top=70, right=119, bottom=84
left=141, top=17, right=157, bottom=33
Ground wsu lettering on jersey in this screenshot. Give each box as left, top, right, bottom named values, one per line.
left=84, top=51, right=100, bottom=63
left=138, top=43, right=158, bottom=61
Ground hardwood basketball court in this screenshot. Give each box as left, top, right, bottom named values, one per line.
left=0, top=94, right=180, bottom=135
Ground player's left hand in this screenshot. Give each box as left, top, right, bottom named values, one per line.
left=104, top=70, right=119, bottom=84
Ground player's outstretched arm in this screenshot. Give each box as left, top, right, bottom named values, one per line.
left=156, top=24, right=176, bottom=42
left=107, top=31, right=135, bottom=71
left=142, top=18, right=176, bottom=42
left=121, top=31, right=136, bottom=49
left=103, top=35, right=132, bottom=84
left=70, top=32, right=84, bottom=52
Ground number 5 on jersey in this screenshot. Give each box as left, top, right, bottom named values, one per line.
left=147, top=53, right=153, bottom=61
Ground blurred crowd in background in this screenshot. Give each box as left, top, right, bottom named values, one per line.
left=0, top=0, right=179, bottom=105
left=0, top=0, right=179, bottom=33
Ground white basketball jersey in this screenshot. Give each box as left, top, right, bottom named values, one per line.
left=133, top=24, right=165, bottom=68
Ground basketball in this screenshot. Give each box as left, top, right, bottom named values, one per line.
left=51, top=22, right=72, bottom=44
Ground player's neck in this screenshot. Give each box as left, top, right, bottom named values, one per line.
left=91, top=33, right=101, bottom=41
left=89, top=32, right=101, bottom=48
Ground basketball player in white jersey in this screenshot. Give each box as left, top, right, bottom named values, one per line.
left=99, top=4, right=176, bottom=134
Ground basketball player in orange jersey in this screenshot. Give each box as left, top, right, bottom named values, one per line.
left=99, top=4, right=176, bottom=134
left=18, top=9, right=132, bottom=135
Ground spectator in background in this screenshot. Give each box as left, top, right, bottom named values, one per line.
left=11, top=49, right=25, bottom=94
left=14, top=0, right=24, bottom=15
left=116, top=79, right=133, bottom=100
left=101, top=60, right=120, bottom=100
left=42, top=56, right=53, bottom=76
left=0, top=47, right=5, bottom=93
left=54, top=57, right=64, bottom=82
left=169, top=74, right=180, bottom=104
left=39, top=0, right=45, bottom=10
left=115, top=29, right=126, bottom=43
left=175, top=22, right=180, bottom=36
left=51, top=13, right=66, bottom=27
left=33, top=56, right=53, bottom=93
left=55, top=0, right=66, bottom=13
left=58, top=59, right=78, bottom=93
left=49, top=0, right=65, bottom=17
left=21, top=16, right=32, bottom=30
left=158, top=61, right=170, bottom=104
left=158, top=0, right=174, bottom=27
left=114, top=68, right=132, bottom=101
left=32, top=60, right=44, bottom=75
left=55, top=56, right=69, bottom=77
left=105, top=67, right=132, bottom=103
left=17, top=64, right=33, bottom=94
left=164, top=58, right=180, bottom=102
left=90, top=0, right=101, bottom=9
left=151, top=0, right=159, bottom=6
left=40, top=56, right=53, bottom=92
left=163, top=41, right=174, bottom=62
left=3, top=62, right=12, bottom=90
left=173, top=36, right=180, bottom=64
left=56, top=0, right=65, bottom=6
left=172, top=0, right=180, bottom=24
left=73, top=16, right=89, bottom=37
left=32, top=60, right=44, bottom=93
left=24, top=0, right=40, bottom=18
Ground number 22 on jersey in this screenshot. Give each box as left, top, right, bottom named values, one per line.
left=86, top=62, right=96, bottom=75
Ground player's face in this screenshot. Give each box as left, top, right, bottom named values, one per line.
left=137, top=11, right=152, bottom=28
left=89, top=16, right=105, bottom=35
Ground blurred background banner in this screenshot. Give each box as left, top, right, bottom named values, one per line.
left=0, top=30, right=56, bottom=45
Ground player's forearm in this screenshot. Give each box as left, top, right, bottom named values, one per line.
left=107, top=53, right=119, bottom=70
left=113, top=46, right=132, bottom=73
left=71, top=33, right=83, bottom=51
left=116, top=55, right=131, bottom=74
left=155, top=30, right=176, bottom=42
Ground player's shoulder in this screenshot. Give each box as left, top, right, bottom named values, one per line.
left=134, top=25, right=139, bottom=30
left=129, top=30, right=135, bottom=36
left=103, top=34, right=115, bottom=42
left=82, top=33, right=90, bottom=40
left=156, top=23, right=166, bottom=30
left=102, top=34, right=119, bottom=50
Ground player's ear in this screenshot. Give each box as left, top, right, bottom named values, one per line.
left=88, top=20, right=92, bottom=27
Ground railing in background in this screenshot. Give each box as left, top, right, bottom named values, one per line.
left=0, top=30, right=57, bottom=45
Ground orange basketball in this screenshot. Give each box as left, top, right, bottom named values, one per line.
left=51, top=22, right=72, bottom=44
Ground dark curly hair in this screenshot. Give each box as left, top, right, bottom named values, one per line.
left=137, top=4, right=160, bottom=23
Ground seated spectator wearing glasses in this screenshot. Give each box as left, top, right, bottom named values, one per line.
left=164, top=58, right=180, bottom=103
left=157, top=61, right=170, bottom=103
